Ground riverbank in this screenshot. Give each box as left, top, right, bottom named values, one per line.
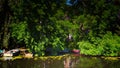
left=0, top=53, right=120, bottom=61
left=0, top=54, right=69, bottom=61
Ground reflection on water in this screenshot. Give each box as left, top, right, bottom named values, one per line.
left=64, top=55, right=79, bottom=68
left=0, top=54, right=120, bottom=68
left=2, top=57, right=13, bottom=61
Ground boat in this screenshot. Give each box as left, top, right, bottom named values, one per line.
left=19, top=48, right=33, bottom=58
left=71, top=49, right=80, bottom=54
left=3, top=53, right=13, bottom=57
left=2, top=49, right=20, bottom=57
left=23, top=53, right=33, bottom=58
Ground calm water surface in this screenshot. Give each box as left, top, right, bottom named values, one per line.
left=0, top=54, right=120, bottom=68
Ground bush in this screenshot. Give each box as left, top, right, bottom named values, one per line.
left=77, top=32, right=120, bottom=56
left=99, top=32, right=120, bottom=56
left=77, top=41, right=102, bottom=56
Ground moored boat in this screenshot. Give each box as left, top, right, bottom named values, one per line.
left=71, top=49, right=80, bottom=54
left=23, top=53, right=33, bottom=58
left=3, top=53, right=13, bottom=57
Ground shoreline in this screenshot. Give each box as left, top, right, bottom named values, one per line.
left=0, top=54, right=120, bottom=61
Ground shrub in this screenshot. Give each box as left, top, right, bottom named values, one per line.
left=77, top=32, right=120, bottom=56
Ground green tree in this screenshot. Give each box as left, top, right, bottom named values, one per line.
left=0, top=0, right=120, bottom=56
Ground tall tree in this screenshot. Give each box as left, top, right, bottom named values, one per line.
left=0, top=0, right=12, bottom=48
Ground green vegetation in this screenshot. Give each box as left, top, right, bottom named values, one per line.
left=78, top=32, right=120, bottom=56
left=0, top=0, right=120, bottom=56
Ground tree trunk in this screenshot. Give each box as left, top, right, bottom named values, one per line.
left=3, top=14, right=11, bottom=48
left=2, top=0, right=11, bottom=48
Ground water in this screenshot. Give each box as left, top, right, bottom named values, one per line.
left=0, top=54, right=120, bottom=68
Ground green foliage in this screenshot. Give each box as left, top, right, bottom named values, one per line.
left=78, top=32, right=120, bottom=56
left=100, top=32, right=120, bottom=56
left=1, top=0, right=120, bottom=56
left=77, top=41, right=102, bottom=56
left=51, top=37, right=64, bottom=55
left=11, top=21, right=46, bottom=56
left=11, top=21, right=29, bottom=42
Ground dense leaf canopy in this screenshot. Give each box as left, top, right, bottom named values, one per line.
left=0, top=0, right=120, bottom=56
